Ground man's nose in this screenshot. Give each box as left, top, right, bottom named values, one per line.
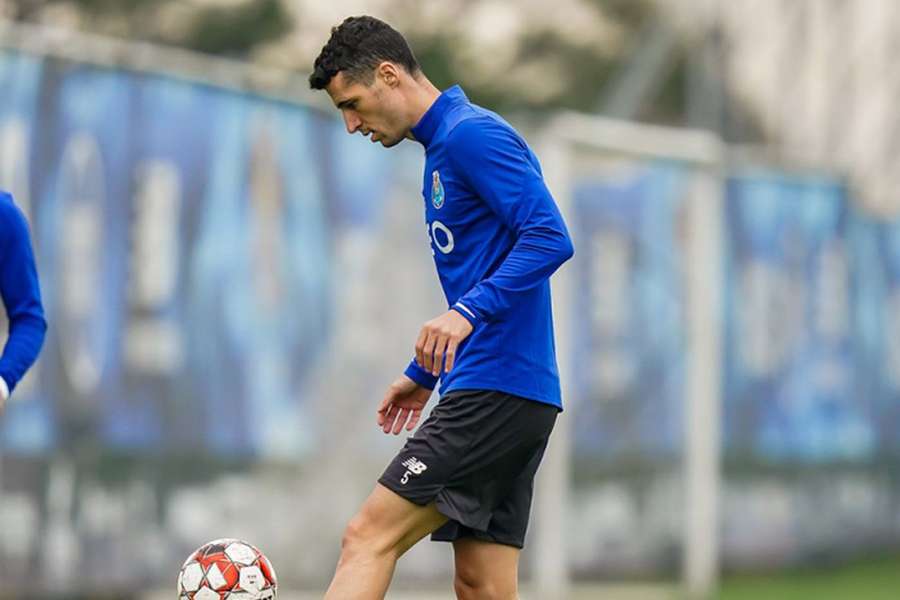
left=343, top=111, right=361, bottom=134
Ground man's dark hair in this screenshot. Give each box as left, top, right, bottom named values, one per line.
left=309, top=16, right=420, bottom=90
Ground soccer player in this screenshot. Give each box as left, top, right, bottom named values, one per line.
left=310, top=16, right=574, bottom=600
left=0, top=191, right=47, bottom=412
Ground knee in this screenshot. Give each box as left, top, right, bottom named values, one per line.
left=453, top=571, right=506, bottom=600
left=340, top=511, right=396, bottom=561
left=453, top=569, right=513, bottom=600
left=453, top=571, right=482, bottom=600
left=340, top=513, right=375, bottom=555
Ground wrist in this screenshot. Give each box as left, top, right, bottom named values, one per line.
left=403, top=360, right=438, bottom=390
left=0, top=376, right=8, bottom=401
left=404, top=361, right=438, bottom=390
left=451, top=302, right=481, bottom=328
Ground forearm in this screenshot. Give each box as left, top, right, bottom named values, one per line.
left=454, top=227, right=574, bottom=325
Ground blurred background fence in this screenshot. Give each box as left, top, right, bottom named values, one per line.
left=0, top=3, right=899, bottom=598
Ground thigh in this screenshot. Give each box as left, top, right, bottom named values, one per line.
left=432, top=412, right=554, bottom=548
left=378, top=391, right=480, bottom=507
left=453, top=538, right=520, bottom=592
left=350, top=483, right=449, bottom=556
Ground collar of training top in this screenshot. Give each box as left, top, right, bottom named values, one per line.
left=411, top=85, right=467, bottom=149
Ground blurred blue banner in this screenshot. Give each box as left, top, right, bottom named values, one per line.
left=573, top=166, right=900, bottom=465
left=571, top=163, right=688, bottom=462
left=850, top=216, right=900, bottom=457
left=43, top=62, right=135, bottom=450
left=723, top=172, right=874, bottom=462
left=0, top=52, right=353, bottom=458
left=187, top=94, right=333, bottom=457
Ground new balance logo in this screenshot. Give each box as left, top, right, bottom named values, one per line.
left=402, top=457, right=428, bottom=474
left=400, top=457, right=428, bottom=485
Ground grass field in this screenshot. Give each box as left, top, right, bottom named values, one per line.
left=718, top=555, right=900, bottom=600
left=144, top=556, right=900, bottom=599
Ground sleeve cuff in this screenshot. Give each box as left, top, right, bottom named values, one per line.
left=404, top=359, right=439, bottom=390
left=0, top=376, right=8, bottom=401
left=451, top=301, right=482, bottom=328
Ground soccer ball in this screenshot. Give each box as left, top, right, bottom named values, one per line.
left=177, top=538, right=277, bottom=599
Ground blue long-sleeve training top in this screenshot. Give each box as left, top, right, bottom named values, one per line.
left=403, top=86, right=574, bottom=409
left=0, top=192, right=47, bottom=394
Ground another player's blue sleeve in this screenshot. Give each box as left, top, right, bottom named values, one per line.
left=404, top=358, right=438, bottom=390
left=446, top=118, right=574, bottom=326
left=0, top=195, right=47, bottom=393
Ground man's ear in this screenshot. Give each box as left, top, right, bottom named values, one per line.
left=376, top=62, right=401, bottom=88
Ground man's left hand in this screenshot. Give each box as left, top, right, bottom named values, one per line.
left=415, top=310, right=474, bottom=376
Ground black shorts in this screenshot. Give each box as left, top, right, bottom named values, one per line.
left=378, top=389, right=558, bottom=548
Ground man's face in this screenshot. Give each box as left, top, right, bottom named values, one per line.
left=325, top=69, right=407, bottom=148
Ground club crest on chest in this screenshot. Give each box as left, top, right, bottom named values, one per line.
left=431, top=170, right=445, bottom=209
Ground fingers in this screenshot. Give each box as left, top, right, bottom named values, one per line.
left=385, top=406, right=417, bottom=436
left=419, top=333, right=448, bottom=376
left=376, top=387, right=395, bottom=426
left=378, top=383, right=429, bottom=434
left=422, top=332, right=438, bottom=373
left=415, top=327, right=428, bottom=369
left=382, top=403, right=399, bottom=434
left=416, top=325, right=448, bottom=375
left=380, top=405, right=422, bottom=435
left=444, top=337, right=459, bottom=373
left=431, top=334, right=447, bottom=376
left=407, top=408, right=422, bottom=431
left=392, top=408, right=410, bottom=435
left=417, top=311, right=474, bottom=375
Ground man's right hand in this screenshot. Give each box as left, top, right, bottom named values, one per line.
left=376, top=375, right=432, bottom=435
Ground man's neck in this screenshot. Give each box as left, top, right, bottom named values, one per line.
left=405, top=76, right=441, bottom=141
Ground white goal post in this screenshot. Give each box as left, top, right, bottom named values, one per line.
left=534, top=112, right=725, bottom=599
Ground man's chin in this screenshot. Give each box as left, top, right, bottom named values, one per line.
left=380, top=137, right=402, bottom=148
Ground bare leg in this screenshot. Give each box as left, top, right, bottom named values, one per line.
left=452, top=538, right=520, bottom=600
left=324, top=483, right=448, bottom=600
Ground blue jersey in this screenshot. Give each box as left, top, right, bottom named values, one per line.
left=403, top=86, right=574, bottom=409
left=0, top=192, right=47, bottom=394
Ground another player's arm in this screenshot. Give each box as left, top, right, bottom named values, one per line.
left=414, top=118, right=574, bottom=374
left=0, top=200, right=48, bottom=411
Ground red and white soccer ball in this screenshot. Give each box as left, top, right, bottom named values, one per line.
left=177, top=538, right=277, bottom=599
